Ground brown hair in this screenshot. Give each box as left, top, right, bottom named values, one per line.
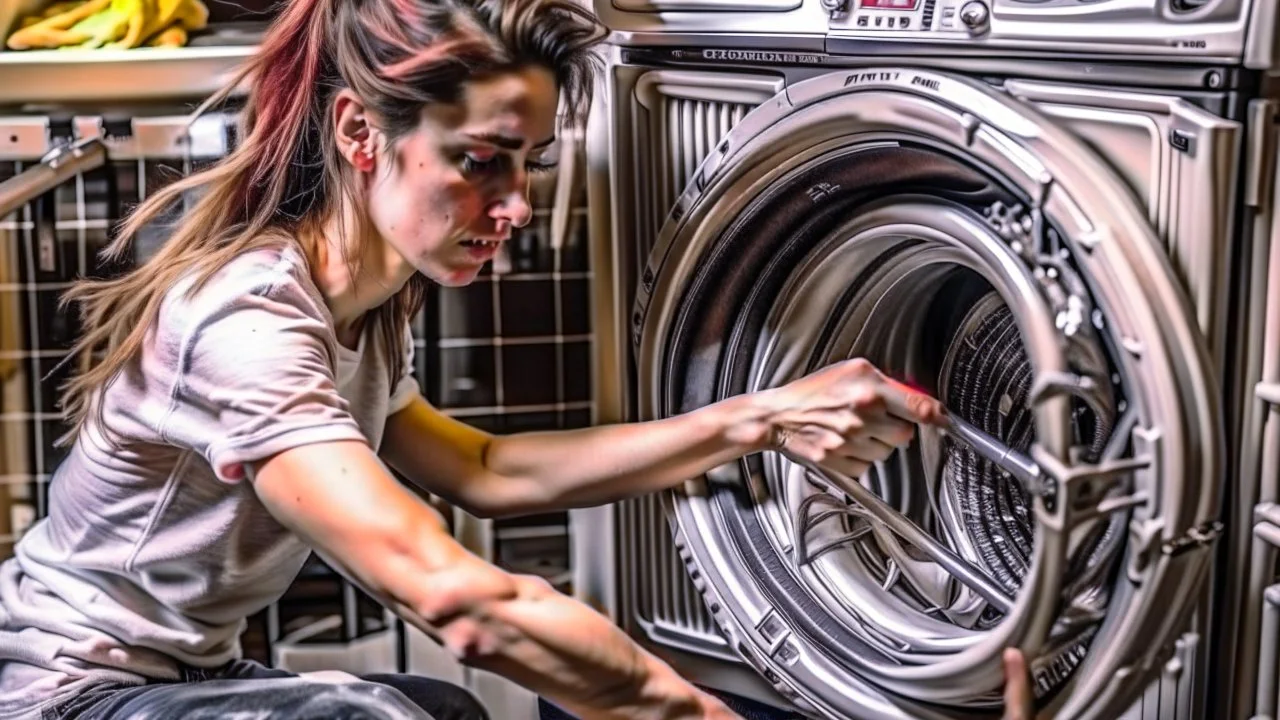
left=57, top=0, right=607, bottom=441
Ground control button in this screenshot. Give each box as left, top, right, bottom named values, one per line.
left=874, top=15, right=882, bottom=25
left=857, top=14, right=868, bottom=25
left=900, top=16, right=911, bottom=27
left=1170, top=129, right=1195, bottom=154
left=959, top=0, right=990, bottom=31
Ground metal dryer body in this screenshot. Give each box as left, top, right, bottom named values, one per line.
left=578, top=2, right=1280, bottom=718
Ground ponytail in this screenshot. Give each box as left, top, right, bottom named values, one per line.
left=238, top=0, right=332, bottom=218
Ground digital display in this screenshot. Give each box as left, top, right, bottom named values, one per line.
left=858, top=0, right=919, bottom=7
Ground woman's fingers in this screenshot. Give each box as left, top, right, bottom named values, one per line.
left=880, top=377, right=945, bottom=425
left=816, top=455, right=871, bottom=480
left=860, top=415, right=917, bottom=448
left=834, top=436, right=898, bottom=464
left=768, top=360, right=945, bottom=463
left=776, top=398, right=912, bottom=444
left=780, top=430, right=892, bottom=479
left=780, top=426, right=846, bottom=459
left=793, top=409, right=865, bottom=436
left=1001, top=648, right=1035, bottom=720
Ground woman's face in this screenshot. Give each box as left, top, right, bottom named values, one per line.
left=363, top=66, right=561, bottom=287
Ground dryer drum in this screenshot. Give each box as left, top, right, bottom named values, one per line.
left=634, top=69, right=1223, bottom=720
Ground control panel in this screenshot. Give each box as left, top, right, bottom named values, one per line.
left=821, top=0, right=1276, bottom=68
left=590, top=0, right=1276, bottom=71
left=826, top=0, right=931, bottom=31
left=833, top=0, right=930, bottom=31
left=827, top=0, right=1000, bottom=35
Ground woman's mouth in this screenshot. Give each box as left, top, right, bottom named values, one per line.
left=459, top=238, right=503, bottom=264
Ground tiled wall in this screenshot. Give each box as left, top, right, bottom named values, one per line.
left=0, top=151, right=138, bottom=558
left=0, top=113, right=593, bottom=663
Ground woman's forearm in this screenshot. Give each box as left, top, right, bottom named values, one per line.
left=252, top=442, right=728, bottom=720
left=477, top=392, right=774, bottom=515
left=384, top=360, right=925, bottom=519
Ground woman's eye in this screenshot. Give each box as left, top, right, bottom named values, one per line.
left=460, top=151, right=557, bottom=176
left=462, top=153, right=502, bottom=173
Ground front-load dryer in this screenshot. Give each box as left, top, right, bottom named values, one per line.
left=578, top=3, right=1280, bottom=719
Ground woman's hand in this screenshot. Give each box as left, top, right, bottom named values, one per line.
left=698, top=695, right=745, bottom=720
left=757, top=358, right=943, bottom=479
left=1002, top=648, right=1036, bottom=719
left=382, top=358, right=943, bottom=518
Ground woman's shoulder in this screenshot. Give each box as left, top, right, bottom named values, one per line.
left=170, top=241, right=319, bottom=306
left=157, top=241, right=331, bottom=341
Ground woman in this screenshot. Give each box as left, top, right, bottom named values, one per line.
left=0, top=0, right=1036, bottom=718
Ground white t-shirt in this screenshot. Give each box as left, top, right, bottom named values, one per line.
left=0, top=244, right=420, bottom=718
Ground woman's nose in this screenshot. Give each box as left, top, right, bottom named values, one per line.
left=490, top=189, right=533, bottom=229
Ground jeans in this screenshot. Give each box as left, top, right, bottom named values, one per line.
left=42, top=660, right=489, bottom=720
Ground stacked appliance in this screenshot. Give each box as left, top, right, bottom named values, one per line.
left=0, top=12, right=592, bottom=712
left=577, top=1, right=1280, bottom=718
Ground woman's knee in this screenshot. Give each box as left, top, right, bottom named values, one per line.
left=297, top=679, right=435, bottom=719
left=360, top=673, right=489, bottom=720
left=76, top=676, right=437, bottom=720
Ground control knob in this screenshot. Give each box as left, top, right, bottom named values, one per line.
left=958, top=0, right=990, bottom=32
left=820, top=0, right=847, bottom=15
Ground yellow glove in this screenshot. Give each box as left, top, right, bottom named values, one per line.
left=106, top=0, right=209, bottom=50
left=6, top=0, right=110, bottom=50
left=6, top=0, right=208, bottom=50
left=18, top=1, right=87, bottom=28
left=144, top=21, right=187, bottom=47
left=64, top=0, right=137, bottom=48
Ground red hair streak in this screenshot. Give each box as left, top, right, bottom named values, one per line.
left=245, top=0, right=328, bottom=193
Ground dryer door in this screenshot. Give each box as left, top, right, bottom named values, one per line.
left=633, top=67, right=1224, bottom=720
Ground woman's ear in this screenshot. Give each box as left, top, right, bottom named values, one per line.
left=333, top=89, right=382, bottom=174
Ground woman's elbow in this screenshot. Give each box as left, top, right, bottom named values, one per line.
left=448, top=476, right=549, bottom=520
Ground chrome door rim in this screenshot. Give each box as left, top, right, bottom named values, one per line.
left=749, top=198, right=1125, bottom=692
left=634, top=68, right=1223, bottom=720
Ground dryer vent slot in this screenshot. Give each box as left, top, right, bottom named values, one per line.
left=622, top=75, right=778, bottom=662
left=921, top=0, right=936, bottom=30
left=617, top=492, right=734, bottom=658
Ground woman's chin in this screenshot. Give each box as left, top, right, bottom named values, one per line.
left=424, top=261, right=484, bottom=288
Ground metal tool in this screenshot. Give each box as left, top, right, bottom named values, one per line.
left=936, top=411, right=1041, bottom=489
left=881, top=377, right=1042, bottom=491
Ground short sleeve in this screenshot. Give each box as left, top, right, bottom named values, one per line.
left=155, top=272, right=369, bottom=484
left=387, top=321, right=421, bottom=416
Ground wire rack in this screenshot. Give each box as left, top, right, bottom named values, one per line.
left=0, top=108, right=594, bottom=667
